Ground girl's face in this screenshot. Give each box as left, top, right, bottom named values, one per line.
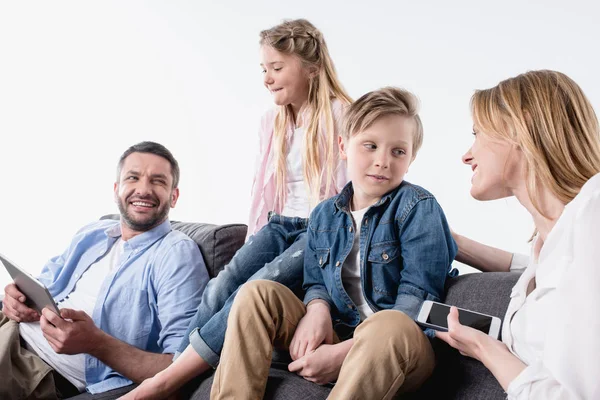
left=260, top=45, right=311, bottom=110
left=462, top=126, right=526, bottom=201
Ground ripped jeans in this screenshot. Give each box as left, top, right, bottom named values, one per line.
left=176, top=213, right=308, bottom=367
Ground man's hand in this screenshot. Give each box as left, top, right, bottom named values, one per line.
left=288, top=341, right=353, bottom=385
left=289, top=300, right=333, bottom=360
left=40, top=307, right=105, bottom=355
left=2, top=283, right=40, bottom=322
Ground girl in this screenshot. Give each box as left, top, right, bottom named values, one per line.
left=438, top=70, right=600, bottom=399
left=122, top=18, right=352, bottom=399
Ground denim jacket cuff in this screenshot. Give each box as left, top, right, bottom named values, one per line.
left=304, top=287, right=334, bottom=309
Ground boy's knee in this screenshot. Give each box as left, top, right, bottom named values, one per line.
left=237, top=280, right=286, bottom=305
left=357, top=310, right=423, bottom=344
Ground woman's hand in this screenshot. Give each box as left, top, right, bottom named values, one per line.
left=437, top=306, right=526, bottom=391
left=435, top=306, right=496, bottom=361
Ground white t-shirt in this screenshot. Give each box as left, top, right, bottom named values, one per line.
left=20, top=239, right=124, bottom=391
left=281, top=127, right=311, bottom=218
left=502, top=173, right=600, bottom=399
left=341, top=206, right=374, bottom=321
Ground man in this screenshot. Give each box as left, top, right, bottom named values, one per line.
left=1, top=141, right=209, bottom=399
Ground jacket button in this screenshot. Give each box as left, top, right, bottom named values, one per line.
left=319, top=257, right=323, bottom=265
left=382, top=253, right=389, bottom=260
left=335, top=261, right=341, bottom=267
left=349, top=226, right=353, bottom=232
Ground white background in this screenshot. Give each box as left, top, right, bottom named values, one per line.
left=1, top=0, right=599, bottom=288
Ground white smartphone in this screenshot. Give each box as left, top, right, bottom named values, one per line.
left=417, top=300, right=501, bottom=339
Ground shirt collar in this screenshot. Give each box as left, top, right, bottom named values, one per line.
left=334, top=182, right=394, bottom=212
left=105, top=218, right=172, bottom=251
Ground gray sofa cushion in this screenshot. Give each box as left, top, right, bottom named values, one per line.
left=100, top=215, right=247, bottom=278
left=169, top=220, right=246, bottom=278
left=187, top=367, right=332, bottom=400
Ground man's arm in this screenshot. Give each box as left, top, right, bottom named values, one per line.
left=41, top=308, right=172, bottom=382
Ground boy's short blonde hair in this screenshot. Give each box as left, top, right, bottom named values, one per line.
left=343, top=87, right=423, bottom=156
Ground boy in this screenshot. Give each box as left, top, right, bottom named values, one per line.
left=210, top=87, right=457, bottom=400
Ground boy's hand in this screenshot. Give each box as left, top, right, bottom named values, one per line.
left=2, top=283, right=40, bottom=322
left=289, top=300, right=332, bottom=360
left=288, top=341, right=353, bottom=385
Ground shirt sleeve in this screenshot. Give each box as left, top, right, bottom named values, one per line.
left=394, top=198, right=458, bottom=324
left=302, top=216, right=334, bottom=309
left=37, top=221, right=101, bottom=286
left=246, top=111, right=273, bottom=241
left=153, top=239, right=210, bottom=354
left=509, top=253, right=530, bottom=272
left=507, top=191, right=600, bottom=399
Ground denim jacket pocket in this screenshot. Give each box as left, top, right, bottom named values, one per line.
left=316, top=248, right=331, bottom=269
left=368, top=243, right=402, bottom=301
left=367, top=243, right=400, bottom=264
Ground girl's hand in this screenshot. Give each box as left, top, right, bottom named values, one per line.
left=289, top=301, right=333, bottom=361
left=435, top=306, right=496, bottom=361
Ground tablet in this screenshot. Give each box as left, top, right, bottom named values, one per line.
left=0, top=252, right=61, bottom=315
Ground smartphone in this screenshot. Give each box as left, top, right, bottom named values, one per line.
left=416, top=300, right=501, bottom=339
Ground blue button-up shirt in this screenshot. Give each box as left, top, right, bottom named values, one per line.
left=37, top=218, right=209, bottom=394
left=303, top=181, right=458, bottom=339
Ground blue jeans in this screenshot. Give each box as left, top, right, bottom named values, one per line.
left=176, top=213, right=308, bottom=367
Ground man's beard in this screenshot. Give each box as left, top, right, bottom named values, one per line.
left=117, top=195, right=170, bottom=232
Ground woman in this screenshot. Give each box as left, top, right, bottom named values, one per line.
left=439, top=70, right=600, bottom=399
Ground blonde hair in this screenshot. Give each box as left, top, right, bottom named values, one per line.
left=260, top=19, right=352, bottom=209
left=471, top=70, right=600, bottom=217
left=343, top=87, right=423, bottom=157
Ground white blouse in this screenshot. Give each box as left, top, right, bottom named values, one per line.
left=502, top=173, right=600, bottom=399
left=281, top=127, right=311, bottom=218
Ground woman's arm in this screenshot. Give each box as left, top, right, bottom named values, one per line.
left=453, top=232, right=518, bottom=272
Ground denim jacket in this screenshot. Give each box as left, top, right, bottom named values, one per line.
left=303, top=181, right=458, bottom=338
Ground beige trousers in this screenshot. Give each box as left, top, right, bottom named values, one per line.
left=0, top=312, right=58, bottom=400
left=211, top=280, right=435, bottom=400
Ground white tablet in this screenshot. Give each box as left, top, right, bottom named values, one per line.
left=0, top=252, right=61, bottom=315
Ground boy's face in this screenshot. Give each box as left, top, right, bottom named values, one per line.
left=339, top=114, right=415, bottom=211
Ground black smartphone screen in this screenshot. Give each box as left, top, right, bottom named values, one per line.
left=427, top=303, right=492, bottom=333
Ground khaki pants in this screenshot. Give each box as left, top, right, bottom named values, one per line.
left=0, top=312, right=58, bottom=400
left=211, top=280, right=435, bottom=400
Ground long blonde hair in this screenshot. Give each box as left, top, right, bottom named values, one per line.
left=260, top=19, right=352, bottom=210
left=471, top=70, right=600, bottom=218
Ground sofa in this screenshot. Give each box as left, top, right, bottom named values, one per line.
left=2, top=217, right=520, bottom=399
left=160, top=219, right=520, bottom=400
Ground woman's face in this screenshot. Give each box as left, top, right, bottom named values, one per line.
left=462, top=126, right=526, bottom=201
